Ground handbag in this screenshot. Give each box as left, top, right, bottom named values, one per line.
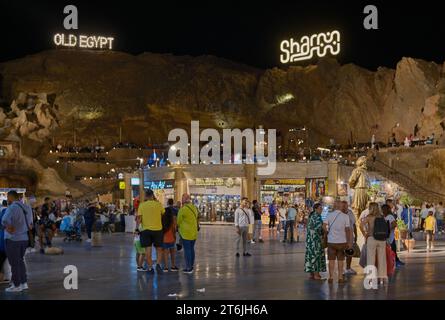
left=386, top=243, right=395, bottom=276
left=352, top=242, right=361, bottom=258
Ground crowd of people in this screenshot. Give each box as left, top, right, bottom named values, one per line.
left=302, top=199, right=403, bottom=287
left=135, top=190, right=199, bottom=274
left=0, top=186, right=443, bottom=293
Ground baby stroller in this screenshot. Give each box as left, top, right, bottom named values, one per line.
left=60, top=215, right=83, bottom=242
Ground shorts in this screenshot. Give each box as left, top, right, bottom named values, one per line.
left=327, top=243, right=347, bottom=261
left=425, top=230, right=434, bottom=237
left=134, top=240, right=146, bottom=255
left=161, top=242, right=175, bottom=249
left=140, top=229, right=163, bottom=248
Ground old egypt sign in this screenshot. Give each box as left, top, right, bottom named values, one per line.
left=280, top=30, right=340, bottom=64
left=53, top=33, right=114, bottom=50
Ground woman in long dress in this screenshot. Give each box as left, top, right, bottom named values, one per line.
left=304, top=203, right=326, bottom=280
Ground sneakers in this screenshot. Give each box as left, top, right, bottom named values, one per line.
left=162, top=267, right=169, bottom=273
left=183, top=268, right=194, bottom=274
left=250, top=240, right=256, bottom=244
left=171, top=266, right=179, bottom=272
left=20, top=283, right=28, bottom=290
left=344, top=269, right=357, bottom=275
left=155, top=264, right=163, bottom=273
left=137, top=266, right=147, bottom=272
left=86, top=239, right=92, bottom=243
left=5, top=285, right=22, bottom=293
left=0, top=279, right=10, bottom=284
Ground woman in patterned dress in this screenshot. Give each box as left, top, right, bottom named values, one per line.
left=304, top=203, right=326, bottom=279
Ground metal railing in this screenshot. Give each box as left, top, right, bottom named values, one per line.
left=371, top=158, right=445, bottom=201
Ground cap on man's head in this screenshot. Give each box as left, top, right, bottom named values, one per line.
left=7, top=190, right=19, bottom=199
left=145, top=189, right=154, bottom=198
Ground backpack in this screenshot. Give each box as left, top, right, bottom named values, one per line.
left=373, top=216, right=390, bottom=241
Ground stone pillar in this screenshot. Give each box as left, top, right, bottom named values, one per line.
left=327, top=160, right=339, bottom=197
left=244, top=164, right=256, bottom=200
left=138, top=169, right=145, bottom=202
left=124, top=173, right=132, bottom=205
left=174, top=166, right=186, bottom=201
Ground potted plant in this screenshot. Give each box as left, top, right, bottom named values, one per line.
left=397, top=219, right=408, bottom=240
left=398, top=194, right=416, bottom=250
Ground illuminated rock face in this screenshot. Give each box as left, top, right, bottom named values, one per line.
left=1, top=50, right=445, bottom=196
left=0, top=50, right=443, bottom=148
left=1, top=51, right=444, bottom=148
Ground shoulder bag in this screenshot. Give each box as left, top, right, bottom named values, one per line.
left=322, top=212, right=340, bottom=249
left=241, top=208, right=254, bottom=239
left=16, top=203, right=35, bottom=248
left=185, top=204, right=200, bottom=232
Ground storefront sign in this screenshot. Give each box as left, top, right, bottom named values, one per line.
left=0, top=188, right=26, bottom=193
left=280, top=30, right=340, bottom=64
left=144, top=180, right=174, bottom=190
left=53, top=33, right=114, bottom=50
left=131, top=178, right=140, bottom=186
left=191, top=178, right=239, bottom=188
left=262, top=179, right=305, bottom=186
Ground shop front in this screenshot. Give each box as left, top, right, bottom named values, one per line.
left=260, top=179, right=306, bottom=205
left=0, top=188, right=26, bottom=203
left=188, top=177, right=241, bottom=222
left=306, top=178, right=328, bottom=200
left=144, top=179, right=175, bottom=206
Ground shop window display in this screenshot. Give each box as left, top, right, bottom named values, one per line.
left=191, top=194, right=240, bottom=222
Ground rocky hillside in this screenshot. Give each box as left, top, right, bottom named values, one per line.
left=2, top=49, right=445, bottom=197
left=1, top=49, right=445, bottom=149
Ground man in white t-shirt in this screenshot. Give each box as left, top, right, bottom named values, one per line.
left=278, top=202, right=287, bottom=235
left=323, top=201, right=352, bottom=284
left=342, top=201, right=358, bottom=275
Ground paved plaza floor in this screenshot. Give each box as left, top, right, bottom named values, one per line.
left=1, top=226, right=445, bottom=300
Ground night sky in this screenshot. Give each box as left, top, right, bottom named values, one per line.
left=0, top=0, right=444, bottom=70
